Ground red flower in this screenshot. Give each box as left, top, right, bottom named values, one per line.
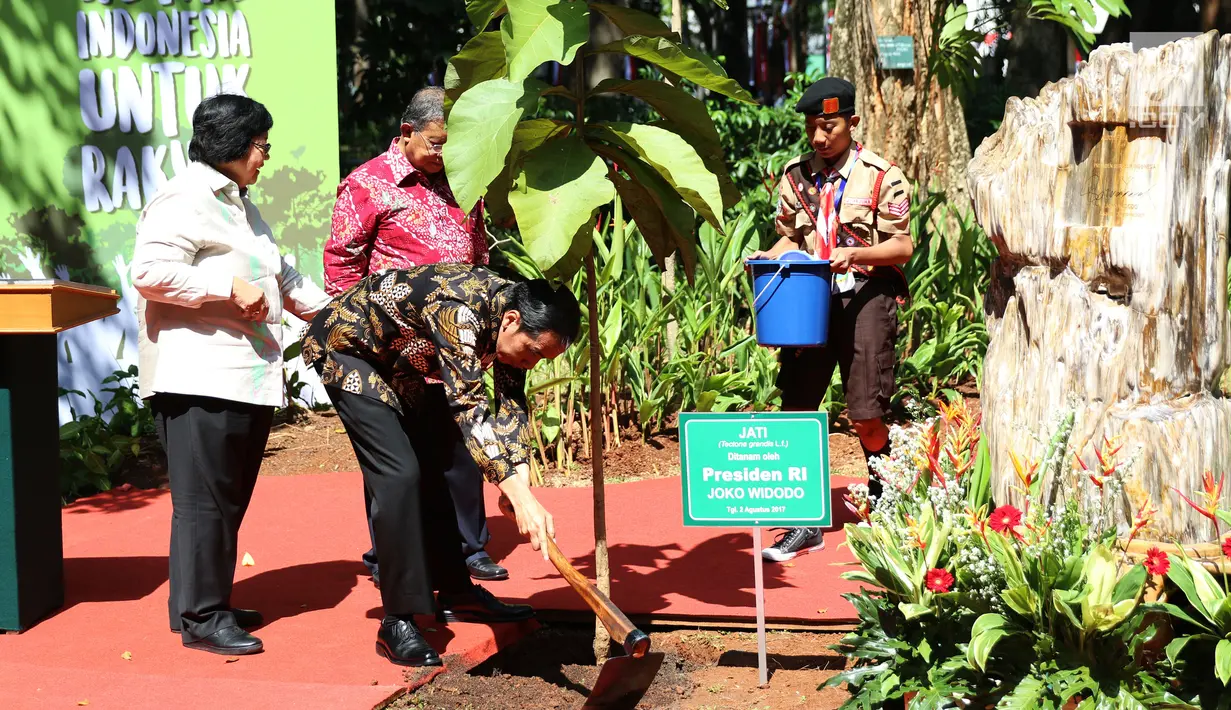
left=925, top=568, right=954, bottom=593
left=989, top=505, right=1023, bottom=534
left=1143, top=546, right=1170, bottom=576
left=1222, top=536, right=1231, bottom=558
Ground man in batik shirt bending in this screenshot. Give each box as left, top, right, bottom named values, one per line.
left=301, top=265, right=579, bottom=667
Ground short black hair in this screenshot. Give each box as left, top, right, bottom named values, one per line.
left=188, top=94, right=273, bottom=166
left=505, top=280, right=581, bottom=347
left=401, top=87, right=445, bottom=129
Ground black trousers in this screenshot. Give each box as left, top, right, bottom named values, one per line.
left=151, top=393, right=274, bottom=642
left=326, top=386, right=473, bottom=617
left=361, top=385, right=490, bottom=580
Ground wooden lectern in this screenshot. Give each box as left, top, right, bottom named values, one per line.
left=0, top=280, right=119, bottom=632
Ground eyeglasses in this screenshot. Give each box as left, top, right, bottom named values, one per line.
left=417, top=132, right=445, bottom=155
left=251, top=141, right=271, bottom=158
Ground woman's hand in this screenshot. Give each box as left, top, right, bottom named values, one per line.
left=497, top=469, right=555, bottom=561
left=231, top=277, right=269, bottom=321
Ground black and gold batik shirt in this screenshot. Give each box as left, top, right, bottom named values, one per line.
left=300, top=265, right=531, bottom=483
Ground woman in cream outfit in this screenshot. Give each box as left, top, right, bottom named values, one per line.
left=132, top=94, right=330, bottom=656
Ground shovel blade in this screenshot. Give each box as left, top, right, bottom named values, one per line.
left=582, top=652, right=665, bottom=709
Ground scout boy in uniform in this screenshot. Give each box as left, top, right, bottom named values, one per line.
left=748, top=77, right=914, bottom=562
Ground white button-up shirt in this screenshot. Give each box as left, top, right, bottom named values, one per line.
left=132, top=161, right=331, bottom=408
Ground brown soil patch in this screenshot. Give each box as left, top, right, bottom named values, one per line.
left=259, top=408, right=360, bottom=476
left=115, top=394, right=980, bottom=491
left=114, top=405, right=931, bottom=495
left=392, top=626, right=852, bottom=710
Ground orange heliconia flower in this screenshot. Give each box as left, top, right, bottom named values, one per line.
left=1010, top=450, right=1039, bottom=491
left=1173, top=471, right=1225, bottom=523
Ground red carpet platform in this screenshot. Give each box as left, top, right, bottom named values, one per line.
left=0, top=472, right=861, bottom=710
left=491, top=476, right=863, bottom=626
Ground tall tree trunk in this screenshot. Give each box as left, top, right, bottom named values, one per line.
left=719, top=0, right=750, bottom=90
left=829, top=0, right=971, bottom=210
left=590, top=0, right=627, bottom=87
left=1003, top=7, right=1069, bottom=102
left=1202, top=0, right=1221, bottom=31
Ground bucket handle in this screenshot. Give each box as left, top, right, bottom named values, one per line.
left=752, top=262, right=788, bottom=312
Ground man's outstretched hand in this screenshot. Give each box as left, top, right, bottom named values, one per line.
left=498, top=467, right=555, bottom=561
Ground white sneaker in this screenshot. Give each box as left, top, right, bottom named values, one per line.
left=761, top=528, right=824, bottom=562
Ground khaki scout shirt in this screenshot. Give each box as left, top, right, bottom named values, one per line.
left=774, top=145, right=911, bottom=256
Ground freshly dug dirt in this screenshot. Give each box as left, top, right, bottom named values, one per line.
left=390, top=626, right=853, bottom=710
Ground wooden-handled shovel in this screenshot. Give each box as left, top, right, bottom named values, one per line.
left=499, top=496, right=664, bottom=709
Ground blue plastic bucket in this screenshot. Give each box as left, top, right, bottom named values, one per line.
left=749, top=250, right=832, bottom=347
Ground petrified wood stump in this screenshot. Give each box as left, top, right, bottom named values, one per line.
left=968, top=32, right=1231, bottom=544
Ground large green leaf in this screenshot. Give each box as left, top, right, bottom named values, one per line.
left=486, top=119, right=571, bottom=225
left=589, top=3, right=677, bottom=39
left=1188, top=555, right=1228, bottom=619
left=967, top=613, right=1009, bottom=671
left=591, top=78, right=719, bottom=147
left=592, top=121, right=724, bottom=230
left=1218, top=639, right=1231, bottom=686
left=509, top=118, right=569, bottom=169
left=1148, top=602, right=1215, bottom=634
left=590, top=78, right=739, bottom=210
left=444, top=31, right=508, bottom=105
left=466, top=0, right=507, bottom=29
left=508, top=135, right=614, bottom=278
left=501, top=0, right=589, bottom=83
left=592, top=35, right=756, bottom=104
left=1165, top=553, right=1213, bottom=621
left=609, top=172, right=677, bottom=270
left=651, top=120, right=738, bottom=210
left=444, top=77, right=546, bottom=214
left=1082, top=545, right=1140, bottom=632
left=1113, top=564, right=1146, bottom=603
left=965, top=434, right=992, bottom=508
left=997, top=677, right=1045, bottom=710
left=587, top=138, right=698, bottom=281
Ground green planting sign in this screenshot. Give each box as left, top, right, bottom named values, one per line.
left=680, top=412, right=830, bottom=527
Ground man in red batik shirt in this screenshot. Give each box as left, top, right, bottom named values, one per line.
left=324, top=87, right=509, bottom=584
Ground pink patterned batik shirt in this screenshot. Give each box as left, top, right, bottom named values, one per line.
left=323, top=138, right=488, bottom=296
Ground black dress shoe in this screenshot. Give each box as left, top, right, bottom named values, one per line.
left=183, top=626, right=263, bottom=655
left=171, top=608, right=263, bottom=633
left=466, top=555, right=509, bottom=581
left=436, top=584, right=534, bottom=624
left=376, top=617, right=442, bottom=667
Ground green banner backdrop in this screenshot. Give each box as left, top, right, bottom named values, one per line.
left=0, top=0, right=339, bottom=419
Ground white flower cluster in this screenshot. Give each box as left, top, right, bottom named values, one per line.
left=954, top=540, right=1003, bottom=607
left=867, top=421, right=932, bottom=501
left=926, top=479, right=969, bottom=524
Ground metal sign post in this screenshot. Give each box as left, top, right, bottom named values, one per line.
left=752, top=526, right=768, bottom=687
left=679, top=412, right=831, bottom=690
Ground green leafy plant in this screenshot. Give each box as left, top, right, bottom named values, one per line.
left=446, top=0, right=754, bottom=280
left=825, top=404, right=1195, bottom=708
left=58, top=365, right=156, bottom=500
left=1144, top=473, right=1231, bottom=707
